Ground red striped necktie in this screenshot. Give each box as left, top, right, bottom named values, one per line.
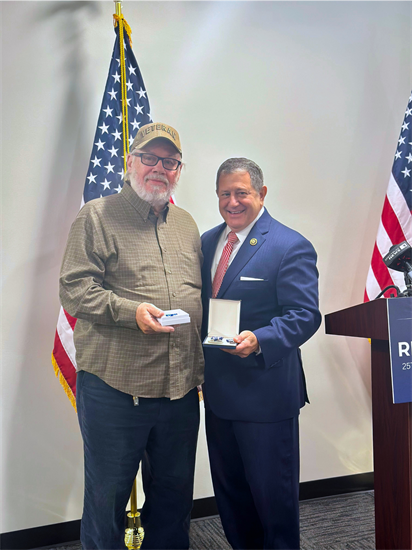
left=212, top=231, right=239, bottom=298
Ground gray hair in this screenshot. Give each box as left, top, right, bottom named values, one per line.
left=216, top=158, right=264, bottom=192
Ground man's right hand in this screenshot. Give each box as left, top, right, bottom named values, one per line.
left=135, top=303, right=175, bottom=334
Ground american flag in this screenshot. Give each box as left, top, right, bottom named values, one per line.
left=52, top=21, right=152, bottom=407
left=364, top=92, right=412, bottom=301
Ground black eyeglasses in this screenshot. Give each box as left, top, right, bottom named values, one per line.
left=131, top=153, right=182, bottom=171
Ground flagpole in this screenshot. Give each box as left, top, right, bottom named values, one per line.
left=112, top=5, right=144, bottom=548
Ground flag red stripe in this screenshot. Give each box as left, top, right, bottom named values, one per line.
left=53, top=332, right=77, bottom=397
left=381, top=196, right=407, bottom=245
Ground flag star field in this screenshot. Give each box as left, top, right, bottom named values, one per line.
left=83, top=27, right=151, bottom=204
left=392, top=93, right=412, bottom=211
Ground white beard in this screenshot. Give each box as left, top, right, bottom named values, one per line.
left=129, top=173, right=177, bottom=210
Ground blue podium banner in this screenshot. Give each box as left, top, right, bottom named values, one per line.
left=387, top=298, right=412, bottom=404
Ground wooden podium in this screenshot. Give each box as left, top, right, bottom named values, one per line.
left=325, top=298, right=412, bottom=550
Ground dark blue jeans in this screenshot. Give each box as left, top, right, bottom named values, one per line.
left=76, top=371, right=200, bottom=550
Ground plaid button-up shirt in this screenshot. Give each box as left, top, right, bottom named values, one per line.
left=60, top=183, right=204, bottom=399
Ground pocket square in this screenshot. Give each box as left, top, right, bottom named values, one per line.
left=240, top=276, right=265, bottom=281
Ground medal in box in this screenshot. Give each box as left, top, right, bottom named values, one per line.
left=159, top=309, right=191, bottom=327
left=203, top=299, right=241, bottom=349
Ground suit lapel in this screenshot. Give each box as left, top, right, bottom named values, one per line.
left=203, top=223, right=226, bottom=298
left=218, top=210, right=272, bottom=298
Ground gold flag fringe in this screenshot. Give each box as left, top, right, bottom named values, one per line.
left=51, top=352, right=77, bottom=412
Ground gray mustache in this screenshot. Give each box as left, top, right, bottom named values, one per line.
left=145, top=174, right=169, bottom=185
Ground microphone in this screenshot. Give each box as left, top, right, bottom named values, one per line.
left=380, top=241, right=412, bottom=297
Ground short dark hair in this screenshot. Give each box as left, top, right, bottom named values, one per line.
left=216, top=158, right=264, bottom=192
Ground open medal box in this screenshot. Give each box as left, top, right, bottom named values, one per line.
left=203, top=299, right=241, bottom=349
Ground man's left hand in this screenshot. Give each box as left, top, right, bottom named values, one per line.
left=222, top=330, right=259, bottom=358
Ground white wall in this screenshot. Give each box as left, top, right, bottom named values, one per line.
left=1, top=0, right=411, bottom=534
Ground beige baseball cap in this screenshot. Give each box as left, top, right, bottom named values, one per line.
left=130, top=123, right=182, bottom=154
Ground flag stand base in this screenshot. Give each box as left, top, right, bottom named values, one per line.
left=125, top=511, right=144, bottom=549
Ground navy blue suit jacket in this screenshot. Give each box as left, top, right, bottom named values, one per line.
left=201, top=209, right=321, bottom=423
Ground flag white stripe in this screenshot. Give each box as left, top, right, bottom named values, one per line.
left=387, top=174, right=412, bottom=240
left=365, top=266, right=382, bottom=300
left=375, top=218, right=393, bottom=257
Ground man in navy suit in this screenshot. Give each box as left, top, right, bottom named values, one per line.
left=201, top=158, right=321, bottom=549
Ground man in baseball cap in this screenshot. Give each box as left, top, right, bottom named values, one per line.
left=124, top=123, right=182, bottom=215
left=60, top=122, right=204, bottom=549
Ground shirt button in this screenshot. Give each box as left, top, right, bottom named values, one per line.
left=172, top=292, right=176, bottom=297
left=168, top=269, right=172, bottom=274
left=163, top=248, right=167, bottom=252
